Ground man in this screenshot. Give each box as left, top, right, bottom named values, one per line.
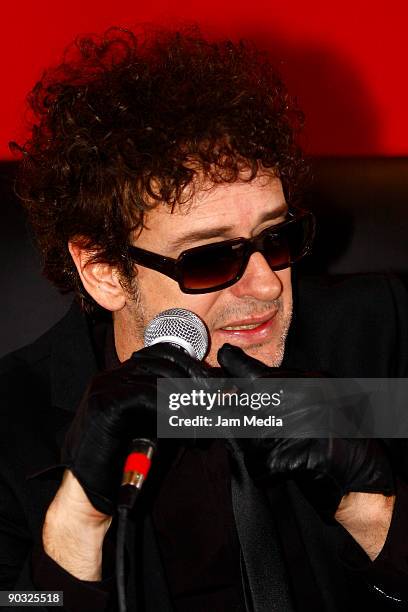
left=1, top=26, right=408, bottom=611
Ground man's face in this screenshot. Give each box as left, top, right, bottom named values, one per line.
left=114, top=173, right=293, bottom=367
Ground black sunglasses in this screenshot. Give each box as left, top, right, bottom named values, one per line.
left=125, top=208, right=315, bottom=294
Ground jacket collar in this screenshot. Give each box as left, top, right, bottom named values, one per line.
left=25, top=302, right=101, bottom=478
left=50, top=301, right=100, bottom=412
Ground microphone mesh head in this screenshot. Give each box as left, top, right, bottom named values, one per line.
left=144, top=308, right=208, bottom=360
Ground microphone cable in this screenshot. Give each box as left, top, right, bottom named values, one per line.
left=116, top=504, right=130, bottom=612
left=116, top=439, right=156, bottom=612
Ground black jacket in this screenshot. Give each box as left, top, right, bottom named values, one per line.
left=1, top=274, right=408, bottom=612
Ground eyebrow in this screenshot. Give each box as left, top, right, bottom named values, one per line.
left=167, top=202, right=288, bottom=252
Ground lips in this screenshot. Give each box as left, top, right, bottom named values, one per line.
left=215, top=309, right=279, bottom=344
left=219, top=311, right=276, bottom=330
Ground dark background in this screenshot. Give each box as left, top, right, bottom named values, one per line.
left=1, top=158, right=407, bottom=358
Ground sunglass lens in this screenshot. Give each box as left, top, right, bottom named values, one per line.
left=264, top=215, right=313, bottom=268
left=181, top=241, right=245, bottom=290
left=263, top=231, right=291, bottom=267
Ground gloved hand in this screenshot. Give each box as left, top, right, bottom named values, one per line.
left=218, top=343, right=395, bottom=522
left=61, top=343, right=211, bottom=515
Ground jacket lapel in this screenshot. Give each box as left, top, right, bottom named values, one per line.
left=50, top=302, right=99, bottom=413
left=24, top=302, right=99, bottom=480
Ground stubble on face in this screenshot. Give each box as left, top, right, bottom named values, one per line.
left=116, top=280, right=292, bottom=368
left=113, top=278, right=147, bottom=360
left=208, top=294, right=292, bottom=367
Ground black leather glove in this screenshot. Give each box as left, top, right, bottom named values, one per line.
left=61, top=343, right=211, bottom=515
left=218, top=343, right=395, bottom=522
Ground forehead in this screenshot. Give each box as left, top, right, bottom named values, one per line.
left=137, top=174, right=286, bottom=250
left=184, top=173, right=284, bottom=223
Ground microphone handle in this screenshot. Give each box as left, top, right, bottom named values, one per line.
left=118, top=438, right=156, bottom=509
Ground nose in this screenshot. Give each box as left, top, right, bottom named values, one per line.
left=230, top=252, right=284, bottom=300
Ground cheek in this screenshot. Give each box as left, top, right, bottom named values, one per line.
left=179, top=293, right=222, bottom=321
left=135, top=267, right=219, bottom=319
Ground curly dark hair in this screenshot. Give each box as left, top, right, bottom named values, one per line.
left=12, top=26, right=308, bottom=311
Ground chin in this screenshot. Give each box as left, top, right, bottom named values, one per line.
left=244, top=345, right=285, bottom=367
left=206, top=340, right=285, bottom=369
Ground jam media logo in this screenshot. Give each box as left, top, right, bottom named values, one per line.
left=213, top=412, right=283, bottom=428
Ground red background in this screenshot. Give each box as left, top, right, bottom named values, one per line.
left=1, top=0, right=407, bottom=159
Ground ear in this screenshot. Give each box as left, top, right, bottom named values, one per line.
left=68, top=241, right=127, bottom=312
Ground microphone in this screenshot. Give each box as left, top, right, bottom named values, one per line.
left=144, top=307, right=208, bottom=360
left=119, top=308, right=209, bottom=507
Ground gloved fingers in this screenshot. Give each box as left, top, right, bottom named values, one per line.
left=264, top=438, right=324, bottom=473
left=282, top=400, right=332, bottom=437
left=131, top=343, right=212, bottom=381
left=125, top=355, right=192, bottom=380
left=217, top=344, right=271, bottom=379
left=121, top=358, right=211, bottom=401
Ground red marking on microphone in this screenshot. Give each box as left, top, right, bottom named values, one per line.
left=124, top=452, right=152, bottom=477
